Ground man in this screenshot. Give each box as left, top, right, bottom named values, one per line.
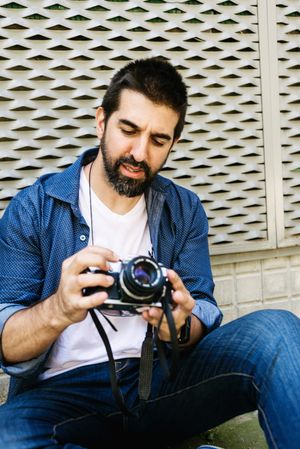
left=0, top=57, right=299, bottom=449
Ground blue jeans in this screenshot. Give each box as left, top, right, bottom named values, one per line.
left=0, top=309, right=300, bottom=449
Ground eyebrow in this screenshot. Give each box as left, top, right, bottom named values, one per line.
left=118, top=119, right=172, bottom=142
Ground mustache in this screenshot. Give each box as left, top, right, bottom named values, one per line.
left=116, top=156, right=151, bottom=177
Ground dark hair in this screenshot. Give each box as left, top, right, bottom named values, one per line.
left=101, top=57, right=188, bottom=141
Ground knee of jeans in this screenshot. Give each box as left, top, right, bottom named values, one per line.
left=241, top=309, right=299, bottom=345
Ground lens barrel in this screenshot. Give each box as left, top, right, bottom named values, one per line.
left=120, top=256, right=164, bottom=302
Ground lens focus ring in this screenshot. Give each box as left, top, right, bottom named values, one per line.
left=120, top=256, right=164, bottom=302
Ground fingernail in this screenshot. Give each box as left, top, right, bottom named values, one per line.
left=106, top=275, right=114, bottom=283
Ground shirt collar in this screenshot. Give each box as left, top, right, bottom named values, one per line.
left=43, top=147, right=98, bottom=206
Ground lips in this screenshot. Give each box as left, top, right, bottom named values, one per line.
left=121, top=163, right=145, bottom=179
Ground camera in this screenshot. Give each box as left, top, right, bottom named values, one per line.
left=82, top=255, right=172, bottom=314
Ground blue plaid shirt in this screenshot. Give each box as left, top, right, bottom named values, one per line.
left=0, top=148, right=222, bottom=396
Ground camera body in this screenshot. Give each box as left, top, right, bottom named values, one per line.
left=82, top=255, right=172, bottom=314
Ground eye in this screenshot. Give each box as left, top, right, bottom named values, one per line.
left=152, top=137, right=166, bottom=147
left=121, top=127, right=136, bottom=136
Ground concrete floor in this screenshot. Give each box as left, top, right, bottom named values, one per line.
left=173, top=412, right=268, bottom=449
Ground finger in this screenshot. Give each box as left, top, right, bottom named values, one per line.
left=167, top=270, right=195, bottom=310
left=66, top=247, right=119, bottom=275
left=80, top=291, right=110, bottom=309
left=63, top=292, right=110, bottom=319
left=167, top=269, right=186, bottom=291
left=144, top=306, right=184, bottom=331
left=142, top=307, right=164, bottom=326
left=142, top=307, right=186, bottom=342
left=77, top=272, right=114, bottom=290
left=64, top=245, right=117, bottom=263
left=172, top=290, right=195, bottom=316
left=148, top=306, right=164, bottom=320
left=85, top=245, right=120, bottom=261
left=172, top=289, right=189, bottom=306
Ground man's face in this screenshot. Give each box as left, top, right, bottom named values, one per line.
left=96, top=89, right=179, bottom=197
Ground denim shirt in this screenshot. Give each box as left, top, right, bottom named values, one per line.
left=0, top=148, right=222, bottom=396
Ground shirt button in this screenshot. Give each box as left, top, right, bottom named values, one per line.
left=80, top=235, right=87, bottom=241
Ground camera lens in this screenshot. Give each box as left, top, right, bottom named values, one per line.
left=120, top=256, right=164, bottom=303
left=133, top=264, right=153, bottom=285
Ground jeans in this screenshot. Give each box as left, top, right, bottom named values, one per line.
left=0, top=309, right=300, bottom=449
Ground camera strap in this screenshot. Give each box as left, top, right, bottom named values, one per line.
left=89, top=303, right=180, bottom=414
left=155, top=300, right=180, bottom=380
left=139, top=301, right=180, bottom=404
left=138, top=322, right=154, bottom=401
left=89, top=310, right=155, bottom=414
left=89, top=308, right=130, bottom=415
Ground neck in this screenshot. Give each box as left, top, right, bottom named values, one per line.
left=85, top=158, right=143, bottom=215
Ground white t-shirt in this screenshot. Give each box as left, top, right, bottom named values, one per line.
left=39, top=167, right=152, bottom=380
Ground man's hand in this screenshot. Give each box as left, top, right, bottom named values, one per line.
left=52, top=246, right=119, bottom=327
left=142, top=269, right=205, bottom=345
left=1, top=246, right=119, bottom=364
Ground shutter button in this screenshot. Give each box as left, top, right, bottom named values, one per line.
left=80, top=235, right=87, bottom=241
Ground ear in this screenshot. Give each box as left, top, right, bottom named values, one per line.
left=95, top=107, right=106, bottom=139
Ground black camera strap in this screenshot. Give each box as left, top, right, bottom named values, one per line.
left=88, top=310, right=155, bottom=414
left=89, top=309, right=155, bottom=414
left=90, top=304, right=180, bottom=415
left=138, top=322, right=154, bottom=401
left=89, top=308, right=130, bottom=415
left=155, top=300, right=180, bottom=380
left=139, top=301, right=180, bottom=403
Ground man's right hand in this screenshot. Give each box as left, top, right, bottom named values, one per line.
left=1, top=246, right=119, bottom=364
left=53, top=246, right=119, bottom=326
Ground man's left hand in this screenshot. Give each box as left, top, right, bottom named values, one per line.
left=142, top=269, right=205, bottom=345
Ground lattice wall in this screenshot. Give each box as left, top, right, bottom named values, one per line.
left=0, top=0, right=299, bottom=255
left=277, top=1, right=300, bottom=244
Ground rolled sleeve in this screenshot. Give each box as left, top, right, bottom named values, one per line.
left=192, top=300, right=223, bottom=332
left=0, top=304, right=26, bottom=339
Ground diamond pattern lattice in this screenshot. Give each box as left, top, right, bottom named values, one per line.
left=277, top=1, right=300, bottom=243
left=0, top=1, right=269, bottom=253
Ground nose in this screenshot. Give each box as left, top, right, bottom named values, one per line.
left=130, top=137, right=148, bottom=162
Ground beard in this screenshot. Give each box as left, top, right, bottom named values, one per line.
left=100, top=138, right=157, bottom=198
